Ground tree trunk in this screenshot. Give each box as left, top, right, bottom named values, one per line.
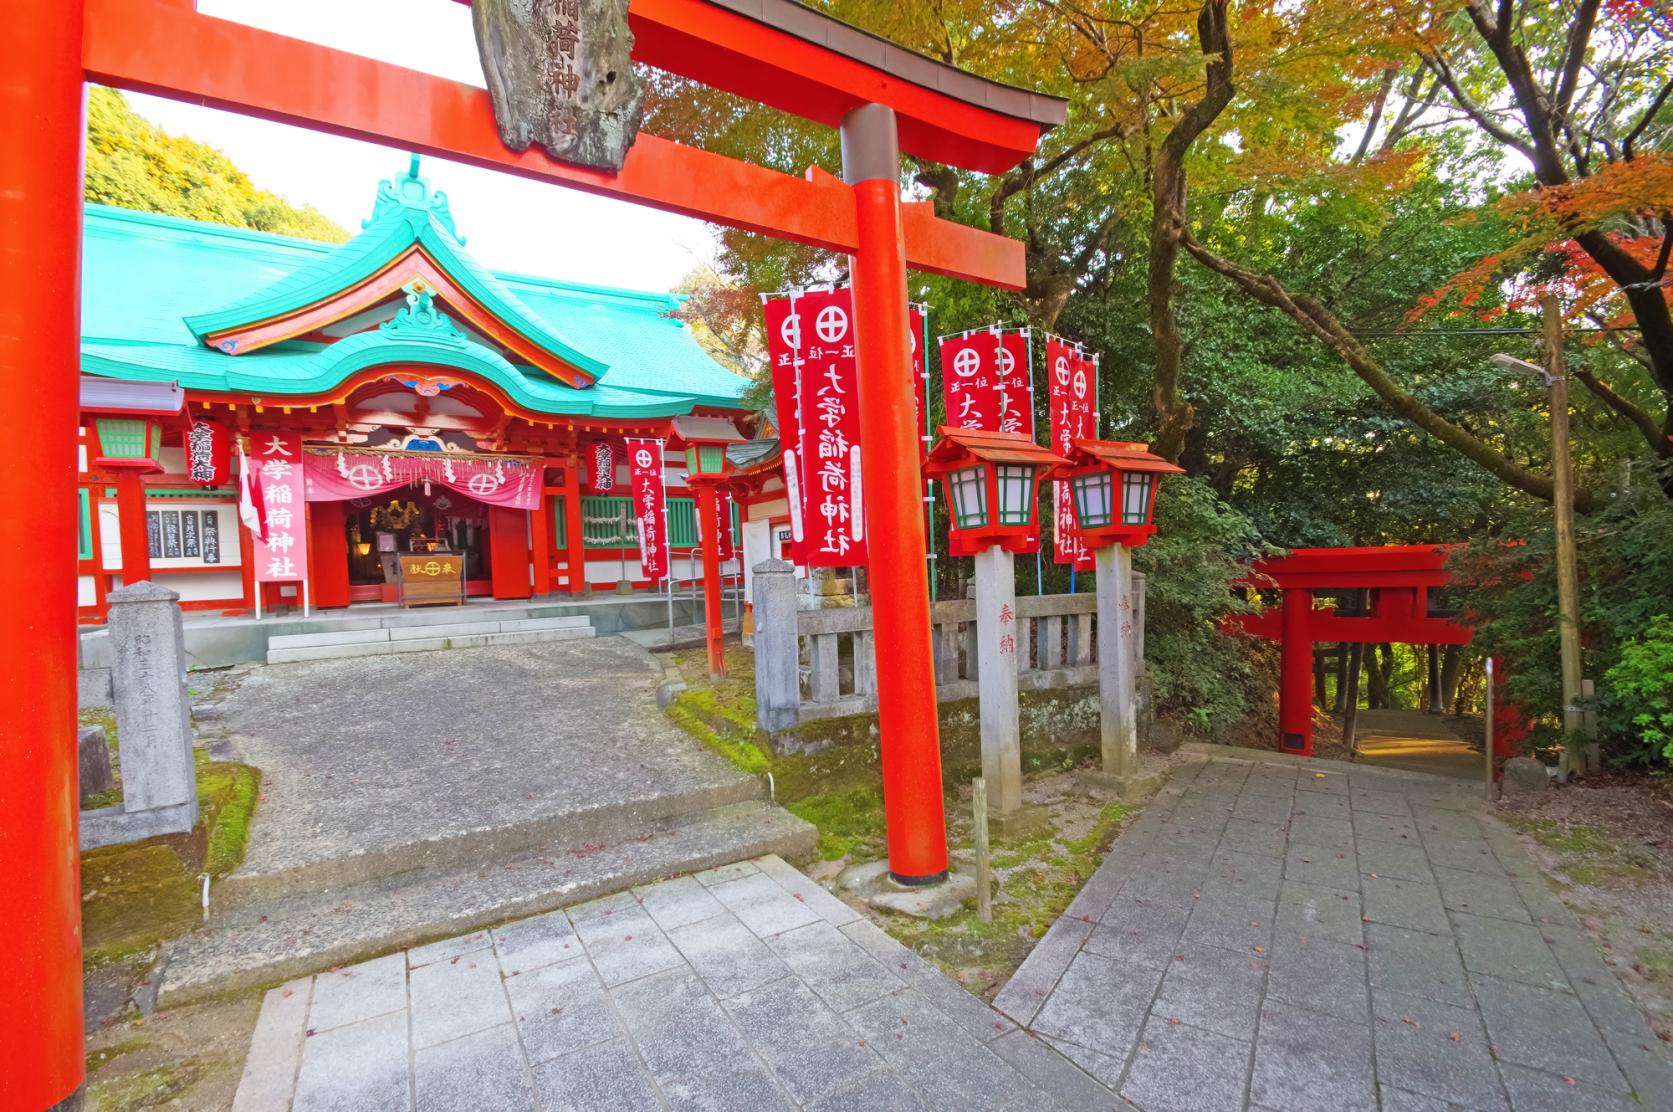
left=1342, top=642, right=1364, bottom=753
left=1365, top=643, right=1395, bottom=709
left=1426, top=645, right=1443, bottom=714
left=1441, top=645, right=1464, bottom=713
left=1333, top=643, right=1349, bottom=713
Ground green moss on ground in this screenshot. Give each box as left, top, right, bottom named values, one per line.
left=1503, top=815, right=1661, bottom=888
left=80, top=756, right=262, bottom=967
left=786, top=787, right=889, bottom=861
left=87, top=1061, right=207, bottom=1111
left=79, top=706, right=124, bottom=811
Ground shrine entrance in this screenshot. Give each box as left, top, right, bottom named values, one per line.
left=338, top=487, right=494, bottom=603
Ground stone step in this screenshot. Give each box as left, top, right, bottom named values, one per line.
left=218, top=764, right=760, bottom=909
left=158, top=801, right=817, bottom=1007
left=264, top=624, right=595, bottom=664
left=267, top=614, right=590, bottom=650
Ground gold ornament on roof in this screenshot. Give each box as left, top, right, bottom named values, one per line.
left=369, top=500, right=422, bottom=530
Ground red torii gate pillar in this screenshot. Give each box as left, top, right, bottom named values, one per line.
left=1279, top=587, right=1316, bottom=754
left=1, top=4, right=88, bottom=1108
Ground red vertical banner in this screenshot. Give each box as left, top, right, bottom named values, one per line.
left=714, top=485, right=736, bottom=562
left=1047, top=337, right=1098, bottom=569
left=251, top=431, right=307, bottom=582
left=908, top=305, right=929, bottom=462
left=762, top=292, right=806, bottom=559
left=996, top=330, right=1035, bottom=439
left=628, top=438, right=668, bottom=580
left=939, top=329, right=1002, bottom=431
left=585, top=439, right=616, bottom=494
left=797, top=287, right=866, bottom=566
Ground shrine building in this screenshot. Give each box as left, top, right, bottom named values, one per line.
left=76, top=159, right=759, bottom=620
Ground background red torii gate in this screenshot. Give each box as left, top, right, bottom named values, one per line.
left=0, top=3, right=1063, bottom=1106
left=1230, top=546, right=1474, bottom=756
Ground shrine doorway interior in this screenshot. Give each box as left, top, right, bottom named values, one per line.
left=341, top=486, right=494, bottom=603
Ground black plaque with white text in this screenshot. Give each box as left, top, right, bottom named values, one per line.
left=181, top=510, right=200, bottom=558
left=161, top=510, right=181, bottom=558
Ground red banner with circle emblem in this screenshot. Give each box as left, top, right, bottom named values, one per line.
left=794, top=287, right=866, bottom=567
left=1046, top=337, right=1099, bottom=569
left=938, top=329, right=1002, bottom=432
left=627, top=438, right=670, bottom=580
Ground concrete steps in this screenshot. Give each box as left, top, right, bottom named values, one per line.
left=158, top=801, right=817, bottom=1006
left=265, top=614, right=594, bottom=663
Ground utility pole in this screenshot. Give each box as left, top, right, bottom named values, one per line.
left=1542, top=293, right=1586, bottom=781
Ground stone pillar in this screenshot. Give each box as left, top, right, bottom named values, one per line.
left=752, top=560, right=801, bottom=733
left=973, top=545, right=1023, bottom=818
left=82, top=582, right=199, bottom=848
left=1095, top=544, right=1141, bottom=788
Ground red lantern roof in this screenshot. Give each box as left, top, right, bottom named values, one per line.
left=1066, top=439, right=1185, bottom=475
left=926, top=426, right=1068, bottom=473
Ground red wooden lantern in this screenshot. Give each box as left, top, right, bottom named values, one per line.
left=924, top=426, right=1066, bottom=553
left=185, top=416, right=231, bottom=487
left=1060, top=439, right=1184, bottom=549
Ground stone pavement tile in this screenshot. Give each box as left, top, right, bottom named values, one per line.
left=1167, top=799, right=1234, bottom=835
left=1473, top=975, right=1630, bottom=1092
left=306, top=953, right=407, bottom=1034
left=756, top=853, right=863, bottom=927
left=1116, top=856, right=1211, bottom=911
left=1275, top=879, right=1364, bottom=945
left=1195, top=761, right=1251, bottom=790
left=1028, top=949, right=1164, bottom=1059
left=1497, top=1063, right=1641, bottom=1112
left=569, top=896, right=684, bottom=988
left=1202, top=849, right=1284, bottom=902
left=1423, top=833, right=1507, bottom=876
left=413, top=1023, right=536, bottom=1112
left=805, top=1067, right=930, bottom=1112
left=1510, top=874, right=1577, bottom=928
left=993, top=914, right=1094, bottom=1028
left=1366, top=922, right=1472, bottom=1007
left=504, top=955, right=622, bottom=1065
left=1248, top=762, right=1300, bottom=788
left=693, top=859, right=759, bottom=887
left=1291, top=791, right=1352, bottom=822
left=724, top=976, right=883, bottom=1105
left=1084, top=896, right=1191, bottom=970
left=839, top=917, right=942, bottom=982
left=232, top=977, right=312, bottom=1112
left=1181, top=892, right=1275, bottom=954
left=1287, top=814, right=1357, bottom=853
left=406, top=928, right=492, bottom=970
left=1376, top=1085, right=1456, bottom=1112
left=1433, top=865, right=1532, bottom=923
left=1539, top=925, right=1655, bottom=1039
left=493, top=909, right=583, bottom=976
left=1061, top=851, right=1138, bottom=923
left=1599, top=1025, right=1673, bottom=1107
left=1039, top=1033, right=1129, bottom=1091
left=1153, top=939, right=1266, bottom=1040
left=631, top=875, right=725, bottom=933
left=845, top=989, right=1035, bottom=1112
left=1453, top=913, right=1568, bottom=990
left=1284, top=840, right=1360, bottom=891
left=1371, top=989, right=1509, bottom=1111
left=1154, top=822, right=1224, bottom=865
left=1350, top=788, right=1413, bottom=817
left=1353, top=810, right=1422, bottom=845
left=611, top=967, right=793, bottom=1110
left=1221, top=818, right=1287, bottom=859
left=409, top=949, right=512, bottom=1049
left=1231, top=792, right=1293, bottom=825
left=1119, top=1015, right=1250, bottom=1112
left=708, top=870, right=824, bottom=938
left=1408, top=785, right=1480, bottom=811
left=1183, top=776, right=1242, bottom=802
left=1356, top=839, right=1434, bottom=883
left=292, top=1010, right=410, bottom=1112
left=1411, top=805, right=1484, bottom=841
left=1295, top=767, right=1350, bottom=794
left=1362, top=875, right=1451, bottom=935
left=1250, top=999, right=1375, bottom=1112
left=1265, top=935, right=1369, bottom=1023
left=667, top=910, right=791, bottom=999
left=989, top=1030, right=1124, bottom=1110
left=768, top=919, right=904, bottom=1013
left=531, top=1036, right=664, bottom=1112
left=909, top=966, right=1016, bottom=1043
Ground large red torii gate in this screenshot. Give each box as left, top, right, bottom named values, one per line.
left=1, top=3, right=1064, bottom=1105
left=1231, top=546, right=1473, bottom=756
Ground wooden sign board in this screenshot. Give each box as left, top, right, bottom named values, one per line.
left=398, top=553, right=464, bottom=608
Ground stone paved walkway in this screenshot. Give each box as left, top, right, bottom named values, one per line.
left=231, top=855, right=1122, bottom=1112
left=995, top=754, right=1673, bottom=1111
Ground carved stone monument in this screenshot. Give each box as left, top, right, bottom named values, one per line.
left=80, top=582, right=199, bottom=849
left=472, top=0, right=647, bottom=171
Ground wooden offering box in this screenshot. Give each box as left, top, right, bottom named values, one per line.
left=397, top=553, right=464, bottom=607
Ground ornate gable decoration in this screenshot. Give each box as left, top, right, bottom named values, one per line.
left=381, top=284, right=468, bottom=344
left=471, top=0, right=646, bottom=172
left=367, top=156, right=465, bottom=242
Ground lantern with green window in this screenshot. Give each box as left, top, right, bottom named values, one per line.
left=925, top=427, right=1066, bottom=554
left=1061, top=439, right=1184, bottom=549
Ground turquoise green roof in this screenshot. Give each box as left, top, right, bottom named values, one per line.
left=80, top=164, right=749, bottom=419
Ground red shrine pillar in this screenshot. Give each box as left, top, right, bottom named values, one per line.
left=0, top=1, right=87, bottom=1106
left=115, top=472, right=153, bottom=583
left=842, top=104, right=948, bottom=885
left=692, top=481, right=726, bottom=678
left=1280, top=587, right=1315, bottom=754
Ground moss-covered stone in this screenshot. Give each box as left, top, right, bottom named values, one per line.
left=87, top=1060, right=207, bottom=1111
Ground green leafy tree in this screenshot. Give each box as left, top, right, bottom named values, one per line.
left=84, top=87, right=348, bottom=243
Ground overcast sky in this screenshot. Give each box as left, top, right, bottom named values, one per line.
left=123, top=0, right=718, bottom=291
